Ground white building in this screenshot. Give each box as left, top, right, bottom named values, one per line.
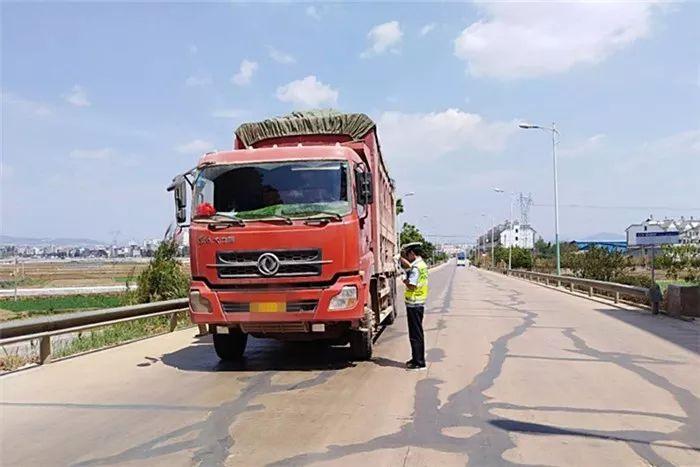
left=499, top=221, right=536, bottom=249
left=626, top=216, right=700, bottom=247
left=478, top=221, right=536, bottom=251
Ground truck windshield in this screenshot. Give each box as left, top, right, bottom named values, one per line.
left=192, top=160, right=350, bottom=220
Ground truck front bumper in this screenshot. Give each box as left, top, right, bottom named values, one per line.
left=188, top=275, right=367, bottom=327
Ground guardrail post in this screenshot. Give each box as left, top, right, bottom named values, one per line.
left=588, top=286, right=594, bottom=297
left=569, top=282, right=575, bottom=292
left=169, top=312, right=179, bottom=332
left=556, top=280, right=561, bottom=288
left=39, top=336, right=51, bottom=364
left=614, top=291, right=620, bottom=304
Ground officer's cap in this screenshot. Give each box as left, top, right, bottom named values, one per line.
left=401, top=242, right=423, bottom=255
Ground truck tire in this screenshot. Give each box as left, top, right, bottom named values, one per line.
left=349, top=328, right=373, bottom=360
left=213, top=330, right=248, bottom=361
left=350, top=307, right=374, bottom=360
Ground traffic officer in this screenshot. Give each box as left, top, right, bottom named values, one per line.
left=401, top=242, right=429, bottom=370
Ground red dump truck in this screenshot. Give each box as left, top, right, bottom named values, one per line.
left=168, top=111, right=398, bottom=361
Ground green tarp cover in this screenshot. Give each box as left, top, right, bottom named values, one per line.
left=235, top=110, right=376, bottom=147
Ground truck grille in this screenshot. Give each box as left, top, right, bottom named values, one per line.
left=215, top=249, right=327, bottom=278
left=222, top=300, right=318, bottom=313
left=240, top=322, right=309, bottom=334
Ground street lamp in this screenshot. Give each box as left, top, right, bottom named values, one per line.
left=519, top=121, right=561, bottom=275
left=396, top=192, right=416, bottom=249
left=493, top=187, right=515, bottom=270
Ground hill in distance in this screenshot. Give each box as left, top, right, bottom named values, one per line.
left=0, top=235, right=107, bottom=247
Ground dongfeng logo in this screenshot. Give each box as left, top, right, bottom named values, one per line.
left=257, top=252, right=280, bottom=276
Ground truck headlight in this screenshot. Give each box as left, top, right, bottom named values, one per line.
left=189, top=290, right=212, bottom=313
left=329, top=286, right=358, bottom=311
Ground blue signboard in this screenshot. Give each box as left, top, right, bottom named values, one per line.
left=636, top=231, right=680, bottom=245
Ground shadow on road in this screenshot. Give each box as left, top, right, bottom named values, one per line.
left=160, top=334, right=356, bottom=372
left=596, top=308, right=699, bottom=355
left=489, top=418, right=700, bottom=453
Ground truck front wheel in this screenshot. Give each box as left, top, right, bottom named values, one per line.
left=213, top=330, right=248, bottom=361
left=350, top=307, right=375, bottom=360
left=349, top=328, right=373, bottom=360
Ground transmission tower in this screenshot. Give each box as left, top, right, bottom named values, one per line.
left=518, top=193, right=533, bottom=225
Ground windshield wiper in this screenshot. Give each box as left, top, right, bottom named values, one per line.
left=255, top=214, right=293, bottom=225
left=203, top=213, right=246, bottom=227
left=302, top=211, right=343, bottom=222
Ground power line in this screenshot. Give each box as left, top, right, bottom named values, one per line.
left=533, top=203, right=700, bottom=212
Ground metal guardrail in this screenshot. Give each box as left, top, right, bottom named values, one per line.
left=503, top=269, right=660, bottom=312
left=0, top=298, right=188, bottom=364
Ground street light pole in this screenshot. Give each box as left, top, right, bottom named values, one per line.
left=396, top=191, right=415, bottom=249
left=481, top=213, right=495, bottom=268
left=493, top=188, right=515, bottom=270
left=519, top=121, right=561, bottom=275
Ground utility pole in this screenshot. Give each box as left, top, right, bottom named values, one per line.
left=519, top=122, right=561, bottom=275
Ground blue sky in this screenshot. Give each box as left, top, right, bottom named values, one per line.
left=2, top=1, right=699, bottom=244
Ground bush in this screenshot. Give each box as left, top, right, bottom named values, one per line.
left=570, top=246, right=630, bottom=282
left=614, top=274, right=654, bottom=289
left=134, top=240, right=189, bottom=303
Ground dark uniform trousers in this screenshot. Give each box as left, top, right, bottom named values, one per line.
left=406, top=304, right=426, bottom=366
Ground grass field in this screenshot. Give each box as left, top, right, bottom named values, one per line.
left=657, top=279, right=696, bottom=292
left=0, top=294, right=130, bottom=320
left=1, top=311, right=192, bottom=371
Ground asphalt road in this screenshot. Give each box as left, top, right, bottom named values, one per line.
left=2, top=264, right=699, bottom=466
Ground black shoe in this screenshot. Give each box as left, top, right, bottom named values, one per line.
left=406, top=362, right=426, bottom=371
left=405, top=359, right=415, bottom=366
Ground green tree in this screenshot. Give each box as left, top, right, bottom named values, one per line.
left=395, top=198, right=404, bottom=215
left=658, top=244, right=700, bottom=283
left=400, top=223, right=439, bottom=265
left=134, top=240, right=189, bottom=303
left=570, top=246, right=629, bottom=282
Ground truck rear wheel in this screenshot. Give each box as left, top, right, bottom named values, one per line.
left=213, top=330, right=248, bottom=361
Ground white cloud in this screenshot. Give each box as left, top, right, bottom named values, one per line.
left=185, top=73, right=212, bottom=87
left=69, top=148, right=114, bottom=160
left=378, top=109, right=516, bottom=159
left=174, top=139, right=214, bottom=155
left=1, top=91, right=53, bottom=117
left=306, top=6, right=321, bottom=21
left=211, top=109, right=245, bottom=119
left=639, top=128, right=700, bottom=160
left=560, top=133, right=607, bottom=159
left=361, top=21, right=403, bottom=58
left=0, top=162, right=14, bottom=181
left=454, top=2, right=662, bottom=79
left=276, top=75, right=338, bottom=108
left=231, top=59, right=258, bottom=86
left=62, top=85, right=91, bottom=107
left=268, top=46, right=296, bottom=64
left=420, top=23, right=436, bottom=37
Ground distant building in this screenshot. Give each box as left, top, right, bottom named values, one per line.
left=626, top=216, right=700, bottom=247
left=572, top=241, right=627, bottom=253
left=478, top=221, right=536, bottom=251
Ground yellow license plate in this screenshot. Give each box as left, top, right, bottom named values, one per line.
left=250, top=302, right=286, bottom=313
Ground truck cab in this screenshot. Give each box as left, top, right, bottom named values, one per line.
left=169, top=111, right=398, bottom=361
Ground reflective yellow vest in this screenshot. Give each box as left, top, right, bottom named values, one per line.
left=405, top=259, right=429, bottom=305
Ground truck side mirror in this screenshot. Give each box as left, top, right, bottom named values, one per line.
left=168, top=176, right=188, bottom=225
left=356, top=171, right=373, bottom=206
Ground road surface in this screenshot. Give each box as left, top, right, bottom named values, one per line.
left=1, top=265, right=699, bottom=466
